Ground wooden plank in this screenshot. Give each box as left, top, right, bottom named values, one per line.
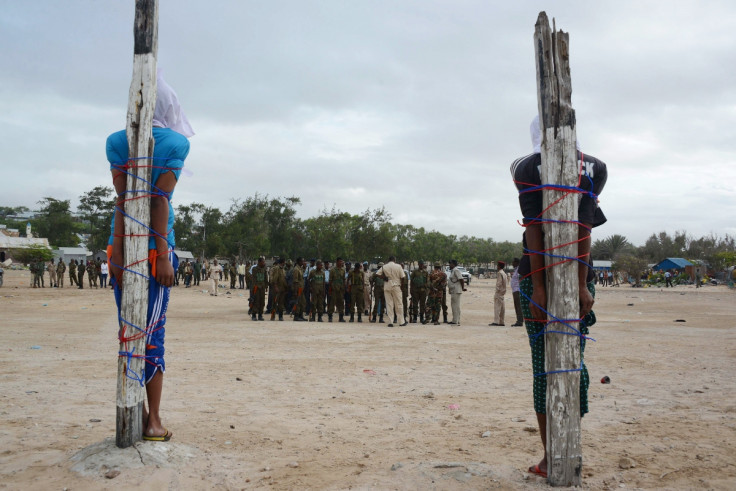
left=116, top=0, right=158, bottom=449
left=533, top=11, right=582, bottom=486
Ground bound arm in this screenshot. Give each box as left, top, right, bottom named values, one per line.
left=578, top=223, right=594, bottom=317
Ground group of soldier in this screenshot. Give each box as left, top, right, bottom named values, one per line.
left=237, top=256, right=454, bottom=325
left=29, top=258, right=109, bottom=289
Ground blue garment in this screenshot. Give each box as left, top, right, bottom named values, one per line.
left=106, top=127, right=189, bottom=250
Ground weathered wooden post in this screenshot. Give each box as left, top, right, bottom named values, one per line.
left=116, top=0, right=158, bottom=448
left=533, top=11, right=582, bottom=486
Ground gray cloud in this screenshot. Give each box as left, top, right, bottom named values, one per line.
left=1, top=0, right=734, bottom=246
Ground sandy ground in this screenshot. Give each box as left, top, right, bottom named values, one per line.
left=0, top=268, right=734, bottom=490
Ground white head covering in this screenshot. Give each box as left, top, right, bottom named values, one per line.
left=530, top=114, right=580, bottom=153
left=153, top=70, right=195, bottom=138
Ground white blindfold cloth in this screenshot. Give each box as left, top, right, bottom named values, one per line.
left=152, top=69, right=195, bottom=138
left=530, top=115, right=579, bottom=153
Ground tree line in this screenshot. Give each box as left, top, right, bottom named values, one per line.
left=3, top=191, right=734, bottom=271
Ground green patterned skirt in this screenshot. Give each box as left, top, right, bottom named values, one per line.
left=520, top=277, right=595, bottom=415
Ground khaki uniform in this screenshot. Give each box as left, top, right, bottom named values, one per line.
left=69, top=261, right=77, bottom=286
left=48, top=261, right=57, bottom=287
left=270, top=265, right=287, bottom=317
left=77, top=262, right=85, bottom=288
left=370, top=273, right=385, bottom=321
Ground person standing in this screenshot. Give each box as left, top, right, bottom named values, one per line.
left=665, top=270, right=673, bottom=287
left=410, top=260, right=429, bottom=323
left=362, top=262, right=371, bottom=316
left=183, top=260, right=192, bottom=287
left=447, top=259, right=466, bottom=325
left=347, top=262, right=365, bottom=322
left=328, top=258, right=347, bottom=322
left=424, top=262, right=447, bottom=325
left=490, top=261, right=507, bottom=326
left=56, top=257, right=66, bottom=288
left=510, top=258, right=524, bottom=326
left=375, top=256, right=407, bottom=327
left=291, top=257, right=307, bottom=321
left=400, top=263, right=409, bottom=324
left=48, top=259, right=58, bottom=288
left=308, top=260, right=326, bottom=322
left=193, top=258, right=201, bottom=286
left=237, top=260, right=246, bottom=289
left=106, top=71, right=194, bottom=442
left=251, top=257, right=268, bottom=321
left=69, top=259, right=77, bottom=287
left=370, top=263, right=386, bottom=323
left=511, top=114, right=607, bottom=478
left=271, top=258, right=288, bottom=321
left=77, top=260, right=85, bottom=289
left=100, top=259, right=109, bottom=288
left=208, top=259, right=222, bottom=296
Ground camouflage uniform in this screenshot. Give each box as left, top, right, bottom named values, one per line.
left=251, top=264, right=268, bottom=320
left=56, top=259, right=66, bottom=288
left=308, top=266, right=326, bottom=321
left=425, top=264, right=447, bottom=325
left=328, top=265, right=346, bottom=322
left=410, top=264, right=429, bottom=323
left=370, top=265, right=386, bottom=323
left=291, top=263, right=306, bottom=321
left=69, top=260, right=77, bottom=287
left=229, top=263, right=237, bottom=289
left=77, top=261, right=86, bottom=289
left=400, top=270, right=409, bottom=323
left=270, top=263, right=288, bottom=320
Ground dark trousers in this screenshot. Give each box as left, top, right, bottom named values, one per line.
left=512, top=291, right=523, bottom=324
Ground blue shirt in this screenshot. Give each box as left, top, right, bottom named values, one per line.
left=107, top=127, right=189, bottom=250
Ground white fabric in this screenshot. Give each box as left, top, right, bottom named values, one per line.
left=153, top=70, right=195, bottom=138
left=530, top=114, right=579, bottom=153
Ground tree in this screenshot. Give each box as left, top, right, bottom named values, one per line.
left=592, top=234, right=631, bottom=260
left=613, top=254, right=649, bottom=286
left=0, top=206, right=29, bottom=219
left=10, top=244, right=53, bottom=263
left=78, top=186, right=116, bottom=253
left=34, top=198, right=79, bottom=247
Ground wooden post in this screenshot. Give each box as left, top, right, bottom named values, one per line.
left=534, top=11, right=582, bottom=486
left=116, top=0, right=158, bottom=448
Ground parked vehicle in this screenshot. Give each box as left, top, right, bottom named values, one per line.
left=444, top=266, right=472, bottom=285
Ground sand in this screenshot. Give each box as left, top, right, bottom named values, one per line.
left=0, top=268, right=734, bottom=490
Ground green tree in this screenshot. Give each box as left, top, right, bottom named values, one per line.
left=10, top=244, right=53, bottom=263
left=613, top=254, right=649, bottom=286
left=34, top=198, right=79, bottom=247
left=78, top=186, right=115, bottom=253
left=592, top=234, right=631, bottom=260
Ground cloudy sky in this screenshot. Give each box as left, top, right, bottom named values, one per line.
left=1, top=1, right=734, bottom=245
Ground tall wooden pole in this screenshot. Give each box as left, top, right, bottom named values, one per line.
left=533, top=11, right=582, bottom=486
left=116, top=0, right=158, bottom=448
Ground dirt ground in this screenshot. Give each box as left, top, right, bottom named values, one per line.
left=1, top=268, right=734, bottom=490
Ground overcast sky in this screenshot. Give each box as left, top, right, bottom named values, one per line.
left=1, top=1, right=734, bottom=245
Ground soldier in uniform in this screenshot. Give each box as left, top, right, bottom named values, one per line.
left=270, top=258, right=288, bottom=321
left=362, top=262, right=371, bottom=315
left=77, top=260, right=86, bottom=289
left=400, top=262, right=409, bottom=324
left=441, top=269, right=449, bottom=324
left=69, top=259, right=77, bottom=287
left=327, top=258, right=347, bottom=322
left=229, top=261, right=237, bottom=289
left=91, top=259, right=101, bottom=288
left=410, top=260, right=429, bottom=323
left=251, top=257, right=268, bottom=321
left=56, top=257, right=66, bottom=288
left=308, top=260, right=326, bottom=322
left=193, top=258, right=201, bottom=286
left=370, top=262, right=386, bottom=323
left=291, top=257, right=307, bottom=321
left=347, top=262, right=365, bottom=322
left=425, top=261, right=447, bottom=325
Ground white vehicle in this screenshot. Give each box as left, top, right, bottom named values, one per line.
left=444, top=266, right=472, bottom=285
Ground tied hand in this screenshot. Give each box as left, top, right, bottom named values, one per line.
left=530, top=287, right=547, bottom=322
left=579, top=288, right=594, bottom=318
left=155, top=255, right=175, bottom=287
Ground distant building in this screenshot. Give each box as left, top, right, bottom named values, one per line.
left=55, top=247, right=90, bottom=265
left=652, top=258, right=693, bottom=272
left=592, top=260, right=612, bottom=271
left=0, top=235, right=51, bottom=263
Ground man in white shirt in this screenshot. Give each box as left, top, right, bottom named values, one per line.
left=375, top=256, right=407, bottom=327
left=447, top=259, right=467, bottom=325
left=490, top=261, right=507, bottom=326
